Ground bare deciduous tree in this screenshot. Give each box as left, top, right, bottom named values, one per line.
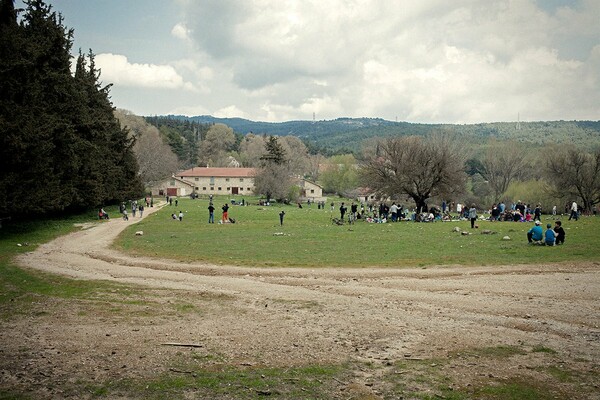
left=115, top=110, right=179, bottom=186
left=360, top=135, right=467, bottom=212
left=479, top=139, right=529, bottom=202
left=253, top=163, right=293, bottom=202
left=279, top=136, right=310, bottom=175
left=546, top=147, right=600, bottom=213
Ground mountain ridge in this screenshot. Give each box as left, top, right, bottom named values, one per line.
left=152, top=115, right=600, bottom=152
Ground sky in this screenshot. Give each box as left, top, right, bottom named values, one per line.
left=19, top=0, right=600, bottom=123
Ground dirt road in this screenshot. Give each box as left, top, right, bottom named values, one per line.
left=5, top=204, right=600, bottom=398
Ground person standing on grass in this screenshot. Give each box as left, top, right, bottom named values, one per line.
left=469, top=203, right=477, bottom=228
left=178, top=211, right=183, bottom=221
left=279, top=210, right=285, bottom=226
left=340, top=202, right=347, bottom=221
left=139, top=204, right=144, bottom=218
left=208, top=203, right=215, bottom=223
left=534, top=204, right=542, bottom=221
left=222, top=203, right=229, bottom=223
left=569, top=201, right=578, bottom=221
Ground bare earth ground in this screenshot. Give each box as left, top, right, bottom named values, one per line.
left=2, top=204, right=600, bottom=399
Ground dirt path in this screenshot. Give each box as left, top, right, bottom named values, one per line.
left=5, top=204, right=600, bottom=398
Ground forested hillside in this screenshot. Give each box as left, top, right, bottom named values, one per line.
left=143, top=116, right=213, bottom=167
left=161, top=115, right=600, bottom=153
left=0, top=0, right=143, bottom=218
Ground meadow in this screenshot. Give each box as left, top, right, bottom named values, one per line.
left=116, top=196, right=600, bottom=268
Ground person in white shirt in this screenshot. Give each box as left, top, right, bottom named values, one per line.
left=569, top=201, right=578, bottom=221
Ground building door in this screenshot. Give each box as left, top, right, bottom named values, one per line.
left=231, top=187, right=239, bottom=195
left=167, top=188, right=177, bottom=196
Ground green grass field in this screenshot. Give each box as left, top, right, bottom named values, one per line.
left=116, top=196, right=600, bottom=268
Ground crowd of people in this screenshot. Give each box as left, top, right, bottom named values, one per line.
left=102, top=194, right=584, bottom=247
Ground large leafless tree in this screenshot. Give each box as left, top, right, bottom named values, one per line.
left=546, top=147, right=600, bottom=213
left=360, top=135, right=467, bottom=212
left=479, top=139, right=529, bottom=202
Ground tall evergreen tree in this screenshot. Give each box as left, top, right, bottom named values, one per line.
left=0, top=0, right=75, bottom=215
left=0, top=0, right=143, bottom=218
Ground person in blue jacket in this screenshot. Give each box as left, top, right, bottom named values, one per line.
left=545, top=223, right=557, bottom=246
left=527, top=220, right=543, bottom=244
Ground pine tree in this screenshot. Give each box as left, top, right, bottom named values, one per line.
left=0, top=0, right=76, bottom=215
left=73, top=50, right=143, bottom=204
left=260, top=136, right=287, bottom=165
left=0, top=0, right=143, bottom=218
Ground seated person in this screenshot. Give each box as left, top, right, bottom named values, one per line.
left=554, top=220, right=566, bottom=245
left=527, top=220, right=543, bottom=243
left=513, top=211, right=522, bottom=222
left=545, top=223, right=557, bottom=246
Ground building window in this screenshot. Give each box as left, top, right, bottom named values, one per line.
left=311, top=189, right=315, bottom=194
left=225, top=178, right=230, bottom=182
left=247, top=188, right=251, bottom=191
left=218, top=187, right=222, bottom=191
left=195, top=187, right=199, bottom=191
left=170, top=180, right=176, bottom=185
left=203, top=187, right=207, bottom=191
left=240, top=188, right=244, bottom=191
left=194, top=177, right=199, bottom=181
left=226, top=187, right=230, bottom=191
left=240, top=178, right=244, bottom=182
left=210, top=177, right=215, bottom=184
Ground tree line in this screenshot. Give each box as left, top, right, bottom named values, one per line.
left=139, top=111, right=600, bottom=213
left=0, top=0, right=143, bottom=219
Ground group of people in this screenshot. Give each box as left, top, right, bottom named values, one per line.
left=171, top=211, right=184, bottom=221
left=108, top=195, right=577, bottom=250
left=527, top=220, right=566, bottom=246
left=336, top=202, right=409, bottom=224
left=118, top=200, right=145, bottom=221
left=206, top=196, right=233, bottom=224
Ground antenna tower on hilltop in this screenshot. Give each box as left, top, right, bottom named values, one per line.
left=516, top=112, right=521, bottom=130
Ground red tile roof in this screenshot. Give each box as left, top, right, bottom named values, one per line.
left=176, top=167, right=256, bottom=178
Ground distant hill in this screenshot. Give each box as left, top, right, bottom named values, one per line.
left=159, top=115, right=600, bottom=153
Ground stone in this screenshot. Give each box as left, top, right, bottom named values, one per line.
left=502, top=236, right=511, bottom=240
left=135, top=231, right=144, bottom=236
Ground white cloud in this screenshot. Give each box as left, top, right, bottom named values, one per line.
left=214, top=105, right=249, bottom=119
left=96, top=0, right=600, bottom=122
left=171, top=23, right=190, bottom=41
left=95, top=53, right=196, bottom=91
left=168, top=104, right=210, bottom=117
